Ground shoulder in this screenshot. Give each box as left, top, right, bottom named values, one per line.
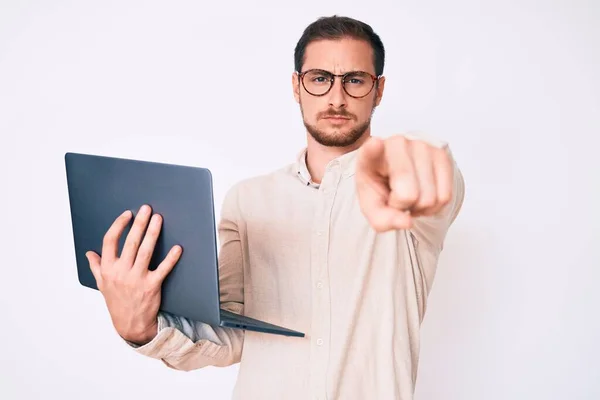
left=229, top=163, right=296, bottom=194
left=220, top=162, right=297, bottom=216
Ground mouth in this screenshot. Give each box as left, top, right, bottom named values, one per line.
left=322, top=116, right=351, bottom=122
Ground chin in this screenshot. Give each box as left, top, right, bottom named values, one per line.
left=305, top=120, right=370, bottom=148
left=309, top=130, right=365, bottom=148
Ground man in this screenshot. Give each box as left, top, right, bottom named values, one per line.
left=86, top=15, right=465, bottom=400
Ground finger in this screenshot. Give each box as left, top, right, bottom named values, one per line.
left=150, top=245, right=183, bottom=285
left=409, top=141, right=437, bottom=216
left=85, top=251, right=103, bottom=286
left=133, top=213, right=163, bottom=273
left=102, top=210, right=133, bottom=263
left=386, top=137, right=419, bottom=211
left=430, top=148, right=454, bottom=216
left=357, top=175, right=413, bottom=232
left=121, top=204, right=152, bottom=266
left=369, top=207, right=413, bottom=232
left=356, top=136, right=388, bottom=181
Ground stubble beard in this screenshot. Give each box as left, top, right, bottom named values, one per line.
left=300, top=100, right=376, bottom=148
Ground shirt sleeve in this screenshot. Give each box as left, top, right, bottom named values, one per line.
left=123, top=182, right=246, bottom=371
left=409, top=141, right=465, bottom=251
left=406, top=141, right=465, bottom=303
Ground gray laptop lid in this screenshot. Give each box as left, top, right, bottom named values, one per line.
left=64, top=152, right=222, bottom=326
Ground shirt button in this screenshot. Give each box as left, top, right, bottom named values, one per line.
left=316, top=281, right=323, bottom=289
left=316, top=338, right=324, bottom=346
left=316, top=231, right=322, bottom=236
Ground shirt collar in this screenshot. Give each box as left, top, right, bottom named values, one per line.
left=294, top=147, right=359, bottom=188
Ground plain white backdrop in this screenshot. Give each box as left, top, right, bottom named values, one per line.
left=1, top=0, right=599, bottom=399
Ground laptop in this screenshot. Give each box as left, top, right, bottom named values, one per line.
left=64, top=152, right=304, bottom=338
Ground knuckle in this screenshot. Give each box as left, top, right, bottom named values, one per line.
left=103, top=231, right=115, bottom=246
left=393, top=188, right=419, bottom=205
left=438, top=190, right=453, bottom=206
left=148, top=272, right=163, bottom=287
left=413, top=138, right=430, bottom=150
left=126, top=238, right=140, bottom=251
left=137, top=245, right=152, bottom=261
left=393, top=175, right=416, bottom=189
left=101, top=271, right=114, bottom=284
left=114, top=274, right=129, bottom=287
left=435, top=146, right=450, bottom=158
left=390, top=135, right=408, bottom=146
left=416, top=193, right=437, bottom=210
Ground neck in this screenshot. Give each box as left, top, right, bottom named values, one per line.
left=305, top=131, right=371, bottom=184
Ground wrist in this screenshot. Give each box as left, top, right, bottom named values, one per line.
left=121, top=320, right=159, bottom=346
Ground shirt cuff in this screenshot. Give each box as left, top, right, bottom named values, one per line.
left=123, top=312, right=169, bottom=349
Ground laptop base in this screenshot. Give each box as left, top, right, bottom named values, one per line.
left=219, top=309, right=305, bottom=337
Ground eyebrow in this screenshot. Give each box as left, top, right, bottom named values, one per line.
left=303, top=68, right=371, bottom=75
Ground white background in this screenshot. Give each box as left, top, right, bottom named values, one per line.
left=1, top=1, right=599, bottom=399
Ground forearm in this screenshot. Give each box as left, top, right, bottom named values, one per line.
left=128, top=183, right=247, bottom=371
left=128, top=305, right=245, bottom=371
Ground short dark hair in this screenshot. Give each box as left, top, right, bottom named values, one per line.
left=294, top=15, right=385, bottom=76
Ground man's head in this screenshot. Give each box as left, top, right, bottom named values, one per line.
left=293, top=16, right=386, bottom=148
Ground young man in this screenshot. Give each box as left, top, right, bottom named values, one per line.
left=86, top=15, right=464, bottom=400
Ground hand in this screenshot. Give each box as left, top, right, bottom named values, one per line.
left=85, top=204, right=183, bottom=345
left=356, top=135, right=454, bottom=232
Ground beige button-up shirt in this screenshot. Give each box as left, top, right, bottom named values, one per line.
left=131, top=139, right=465, bottom=400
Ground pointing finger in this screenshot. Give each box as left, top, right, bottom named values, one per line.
left=356, top=174, right=413, bottom=232
left=357, top=136, right=387, bottom=181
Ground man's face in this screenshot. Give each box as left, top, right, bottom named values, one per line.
left=293, top=37, right=385, bottom=147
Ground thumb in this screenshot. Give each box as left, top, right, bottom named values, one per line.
left=85, top=251, right=102, bottom=284
left=369, top=206, right=414, bottom=232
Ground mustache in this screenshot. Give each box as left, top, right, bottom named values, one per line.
left=319, top=109, right=355, bottom=119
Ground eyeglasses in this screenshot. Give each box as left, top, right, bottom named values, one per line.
left=297, top=69, right=381, bottom=99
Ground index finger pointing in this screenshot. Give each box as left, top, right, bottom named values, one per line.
left=357, top=136, right=388, bottom=180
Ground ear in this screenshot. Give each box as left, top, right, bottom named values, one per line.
left=374, top=76, right=385, bottom=107
left=292, top=71, right=301, bottom=103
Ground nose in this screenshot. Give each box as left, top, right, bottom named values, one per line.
left=327, top=77, right=347, bottom=109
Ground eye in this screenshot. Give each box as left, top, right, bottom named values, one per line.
left=304, top=71, right=331, bottom=85
left=345, top=73, right=366, bottom=85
